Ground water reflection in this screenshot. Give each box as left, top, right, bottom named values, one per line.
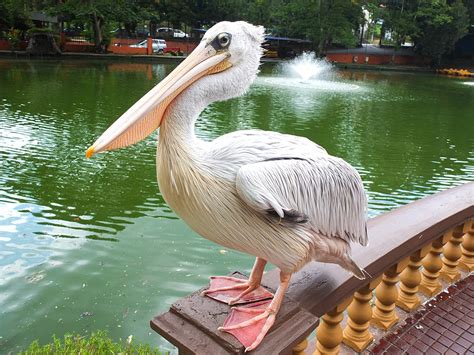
left=0, top=59, right=473, bottom=352
left=0, top=61, right=178, bottom=285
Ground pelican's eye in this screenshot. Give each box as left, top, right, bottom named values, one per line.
left=218, top=33, right=231, bottom=47
left=210, top=32, right=232, bottom=51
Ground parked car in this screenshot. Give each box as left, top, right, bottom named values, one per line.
left=157, top=27, right=189, bottom=38
left=130, top=39, right=166, bottom=53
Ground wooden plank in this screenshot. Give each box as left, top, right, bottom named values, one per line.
left=151, top=272, right=319, bottom=354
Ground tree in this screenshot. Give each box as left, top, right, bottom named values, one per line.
left=412, top=0, right=469, bottom=65
left=0, top=0, right=31, bottom=32
left=381, top=0, right=418, bottom=47
left=464, top=0, right=474, bottom=22
left=240, top=0, right=273, bottom=25
left=269, top=0, right=363, bottom=53
left=49, top=0, right=162, bottom=52
left=51, top=0, right=117, bottom=51
left=317, top=0, right=363, bottom=50
left=112, top=0, right=159, bottom=38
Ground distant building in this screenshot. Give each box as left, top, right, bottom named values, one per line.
left=29, top=12, right=58, bottom=27
left=263, top=36, right=311, bottom=58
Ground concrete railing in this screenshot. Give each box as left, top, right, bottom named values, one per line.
left=151, top=182, right=473, bottom=354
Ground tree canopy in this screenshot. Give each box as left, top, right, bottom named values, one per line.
left=0, top=0, right=471, bottom=61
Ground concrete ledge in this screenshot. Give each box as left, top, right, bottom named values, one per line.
left=0, top=50, right=434, bottom=73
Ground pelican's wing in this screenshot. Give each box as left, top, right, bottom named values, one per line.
left=208, top=130, right=327, bottom=165
left=235, top=156, right=368, bottom=246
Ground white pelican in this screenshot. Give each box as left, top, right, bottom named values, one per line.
left=86, top=21, right=368, bottom=352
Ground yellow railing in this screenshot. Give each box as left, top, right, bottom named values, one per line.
left=300, top=221, right=473, bottom=354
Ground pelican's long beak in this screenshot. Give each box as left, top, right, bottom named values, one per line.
left=85, top=42, right=232, bottom=158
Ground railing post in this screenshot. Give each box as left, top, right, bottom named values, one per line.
left=292, top=339, right=308, bottom=355
left=343, top=276, right=382, bottom=352
left=314, top=297, right=352, bottom=355
left=371, top=258, right=409, bottom=330
left=396, top=244, right=431, bottom=311
left=147, top=36, right=153, bottom=55
left=419, top=231, right=451, bottom=297
left=440, top=225, right=464, bottom=282
left=459, top=220, right=474, bottom=272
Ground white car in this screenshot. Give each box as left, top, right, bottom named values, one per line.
left=130, top=39, right=167, bottom=53
left=157, top=27, right=189, bottom=38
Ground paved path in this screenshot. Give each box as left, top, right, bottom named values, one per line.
left=371, top=274, right=474, bottom=354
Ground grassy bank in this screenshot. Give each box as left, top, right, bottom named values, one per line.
left=19, top=331, right=165, bottom=354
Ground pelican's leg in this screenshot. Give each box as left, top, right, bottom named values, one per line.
left=202, top=258, right=272, bottom=305
left=219, top=271, right=291, bottom=352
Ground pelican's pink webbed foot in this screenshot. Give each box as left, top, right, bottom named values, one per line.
left=219, top=272, right=291, bottom=352
left=201, top=275, right=273, bottom=305
left=201, top=258, right=272, bottom=305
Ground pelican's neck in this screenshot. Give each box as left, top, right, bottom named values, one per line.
left=158, top=90, right=208, bottom=156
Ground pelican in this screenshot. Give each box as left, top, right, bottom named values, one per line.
left=86, top=21, right=368, bottom=352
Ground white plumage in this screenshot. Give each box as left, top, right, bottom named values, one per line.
left=87, top=21, right=368, bottom=351
left=157, top=120, right=367, bottom=276
left=153, top=22, right=368, bottom=277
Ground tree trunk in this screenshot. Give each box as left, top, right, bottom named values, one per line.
left=149, top=21, right=157, bottom=38
left=92, top=11, right=103, bottom=52
left=379, top=24, right=385, bottom=46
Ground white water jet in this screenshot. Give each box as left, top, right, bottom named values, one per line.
left=256, top=52, right=360, bottom=92
left=284, top=52, right=333, bottom=81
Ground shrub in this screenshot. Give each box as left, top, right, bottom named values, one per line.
left=7, top=28, right=22, bottom=49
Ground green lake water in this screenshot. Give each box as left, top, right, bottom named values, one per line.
left=0, top=58, right=473, bottom=353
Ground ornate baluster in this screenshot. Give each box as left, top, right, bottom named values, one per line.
left=419, top=231, right=452, bottom=297
left=440, top=225, right=464, bottom=282
left=459, top=220, right=474, bottom=272
left=314, top=297, right=352, bottom=355
left=292, top=338, right=308, bottom=355
left=397, top=245, right=431, bottom=311
left=371, top=258, right=409, bottom=330
left=343, top=276, right=382, bottom=351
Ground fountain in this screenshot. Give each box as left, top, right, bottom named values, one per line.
left=256, top=52, right=360, bottom=92
left=283, top=52, right=333, bottom=82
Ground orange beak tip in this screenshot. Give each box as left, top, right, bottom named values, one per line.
left=85, top=146, right=95, bottom=159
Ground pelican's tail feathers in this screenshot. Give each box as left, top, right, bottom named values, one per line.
left=345, top=257, right=367, bottom=280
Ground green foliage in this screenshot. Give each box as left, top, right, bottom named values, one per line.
left=0, top=0, right=31, bottom=32
left=269, top=0, right=363, bottom=51
left=27, top=27, right=57, bottom=34
left=412, top=0, right=469, bottom=64
left=381, top=0, right=418, bottom=46
left=6, top=28, right=22, bottom=49
left=377, top=0, right=469, bottom=63
left=318, top=0, right=363, bottom=48
left=1, top=0, right=472, bottom=61
left=464, top=0, right=474, bottom=22
left=19, top=331, right=164, bottom=354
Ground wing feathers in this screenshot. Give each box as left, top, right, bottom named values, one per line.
left=266, top=208, right=309, bottom=224
left=236, top=157, right=368, bottom=246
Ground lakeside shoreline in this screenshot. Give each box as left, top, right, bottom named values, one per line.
left=0, top=49, right=437, bottom=74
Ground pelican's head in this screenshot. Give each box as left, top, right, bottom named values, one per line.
left=86, top=21, right=265, bottom=158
